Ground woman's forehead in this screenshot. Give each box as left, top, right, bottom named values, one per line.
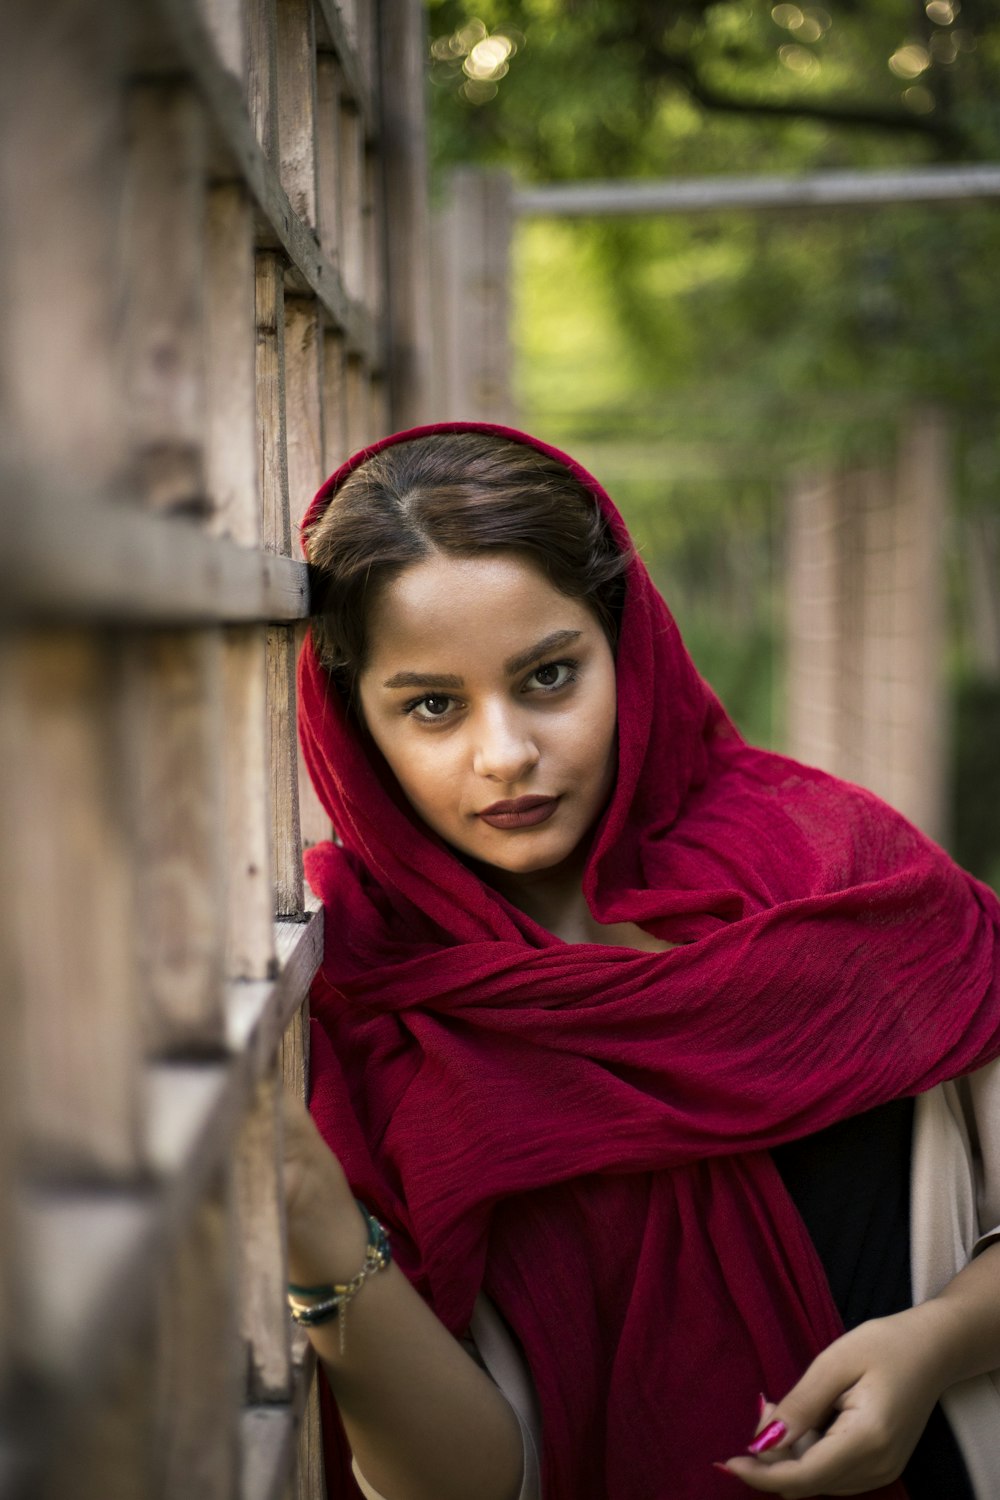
left=363, top=553, right=598, bottom=672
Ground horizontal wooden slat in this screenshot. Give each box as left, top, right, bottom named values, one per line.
left=148, top=0, right=378, bottom=362
left=0, top=475, right=308, bottom=623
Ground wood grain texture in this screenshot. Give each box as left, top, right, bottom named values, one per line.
left=206, top=185, right=260, bottom=546
left=320, top=328, right=349, bottom=477
left=155, top=1185, right=241, bottom=1499
left=0, top=0, right=126, bottom=493
left=234, top=1073, right=292, bottom=1401
left=126, top=632, right=228, bottom=1053
left=338, top=100, right=365, bottom=304
left=256, top=252, right=293, bottom=556
left=284, top=298, right=326, bottom=549
left=247, top=0, right=279, bottom=161
left=276, top=0, right=319, bottom=227
left=4, top=634, right=142, bottom=1177
left=223, top=628, right=277, bottom=981
left=266, top=626, right=305, bottom=916
left=124, top=83, right=208, bottom=513
left=315, top=56, right=342, bottom=271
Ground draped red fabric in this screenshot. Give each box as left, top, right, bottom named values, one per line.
left=297, top=422, right=1000, bottom=1500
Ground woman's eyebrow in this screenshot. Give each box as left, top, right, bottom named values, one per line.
left=504, top=629, right=582, bottom=676
left=381, top=630, right=583, bottom=691
left=382, top=669, right=464, bottom=690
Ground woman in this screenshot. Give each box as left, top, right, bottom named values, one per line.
left=287, top=423, right=1000, bottom=1500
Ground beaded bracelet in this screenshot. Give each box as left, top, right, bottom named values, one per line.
left=287, top=1199, right=392, bottom=1355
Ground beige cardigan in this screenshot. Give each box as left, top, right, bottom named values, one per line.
left=355, top=1060, right=1000, bottom=1500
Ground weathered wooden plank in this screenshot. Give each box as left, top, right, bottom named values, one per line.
left=267, top=628, right=305, bottom=915
left=295, top=622, right=333, bottom=848
left=0, top=0, right=127, bottom=495
left=338, top=99, right=365, bottom=304
left=155, top=1185, right=241, bottom=1499
left=206, top=185, right=261, bottom=546
left=126, top=633, right=228, bottom=1053
left=0, top=478, right=308, bottom=622
left=285, top=299, right=326, bottom=547
left=290, top=1373, right=327, bottom=1500
left=320, top=328, right=349, bottom=476
left=314, top=0, right=374, bottom=134
left=275, top=0, right=319, bottom=226
left=3, top=635, right=143, bottom=1178
left=257, top=253, right=292, bottom=556
left=124, top=83, right=208, bottom=514
left=377, top=0, right=433, bottom=429
left=345, top=354, right=372, bottom=454
left=247, top=0, right=279, bottom=161
left=234, top=1073, right=292, bottom=1401
left=279, top=1000, right=310, bottom=1101
left=315, top=56, right=342, bottom=272
left=224, top=629, right=277, bottom=980
left=242, top=1404, right=296, bottom=1500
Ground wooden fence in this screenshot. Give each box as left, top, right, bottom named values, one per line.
left=785, top=410, right=950, bottom=842
left=0, top=0, right=430, bottom=1496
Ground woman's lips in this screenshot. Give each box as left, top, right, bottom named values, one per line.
left=477, top=795, right=560, bottom=829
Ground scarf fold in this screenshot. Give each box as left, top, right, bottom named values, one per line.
left=298, top=422, right=1000, bottom=1500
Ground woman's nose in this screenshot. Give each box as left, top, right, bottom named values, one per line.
left=472, top=705, right=540, bottom=783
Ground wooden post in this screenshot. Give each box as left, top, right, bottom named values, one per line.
left=4, top=635, right=143, bottom=1176
left=206, top=185, right=260, bottom=545
left=248, top=0, right=280, bottom=162
left=257, top=252, right=292, bottom=556
left=433, top=168, right=514, bottom=422
left=378, top=0, right=433, bottom=427
left=124, top=83, right=208, bottom=514
left=276, top=0, right=319, bottom=226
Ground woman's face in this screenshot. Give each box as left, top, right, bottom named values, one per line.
left=357, top=551, right=618, bottom=879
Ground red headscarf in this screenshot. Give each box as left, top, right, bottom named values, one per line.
left=298, top=423, right=1000, bottom=1500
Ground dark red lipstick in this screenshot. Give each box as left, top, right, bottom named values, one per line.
left=477, top=795, right=560, bottom=829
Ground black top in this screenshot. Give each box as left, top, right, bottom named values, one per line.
left=772, top=1097, right=974, bottom=1499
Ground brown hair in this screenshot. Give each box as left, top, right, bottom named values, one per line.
left=305, top=431, right=631, bottom=701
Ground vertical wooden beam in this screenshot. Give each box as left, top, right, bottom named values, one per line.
left=434, top=169, right=514, bottom=422
left=338, top=101, right=365, bottom=304
left=377, top=0, right=433, bottom=428
left=124, top=83, right=208, bottom=513
left=206, top=185, right=260, bottom=546
left=155, top=1185, right=241, bottom=1498
left=275, top=0, right=319, bottom=227
left=128, top=633, right=228, bottom=1054
left=223, top=628, right=277, bottom=980
left=267, top=627, right=305, bottom=916
left=248, top=0, right=280, bottom=162
left=315, top=56, right=342, bottom=272
left=284, top=298, right=326, bottom=546
left=320, top=329, right=349, bottom=474
left=785, top=469, right=840, bottom=775
left=257, top=252, right=292, bottom=555
left=234, top=1073, right=291, bottom=1401
left=890, top=408, right=949, bottom=841
left=0, top=0, right=126, bottom=492
left=3, top=634, right=143, bottom=1178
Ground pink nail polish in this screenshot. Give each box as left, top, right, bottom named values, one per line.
left=747, top=1419, right=787, bottom=1456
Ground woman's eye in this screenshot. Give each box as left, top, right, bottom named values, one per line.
left=408, top=695, right=455, bottom=720
left=528, top=660, right=577, bottom=691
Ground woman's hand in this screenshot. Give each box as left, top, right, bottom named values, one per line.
left=281, top=1087, right=368, bottom=1287
left=718, top=1304, right=952, bottom=1496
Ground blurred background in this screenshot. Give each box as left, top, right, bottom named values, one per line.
left=423, top=0, right=1000, bottom=887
